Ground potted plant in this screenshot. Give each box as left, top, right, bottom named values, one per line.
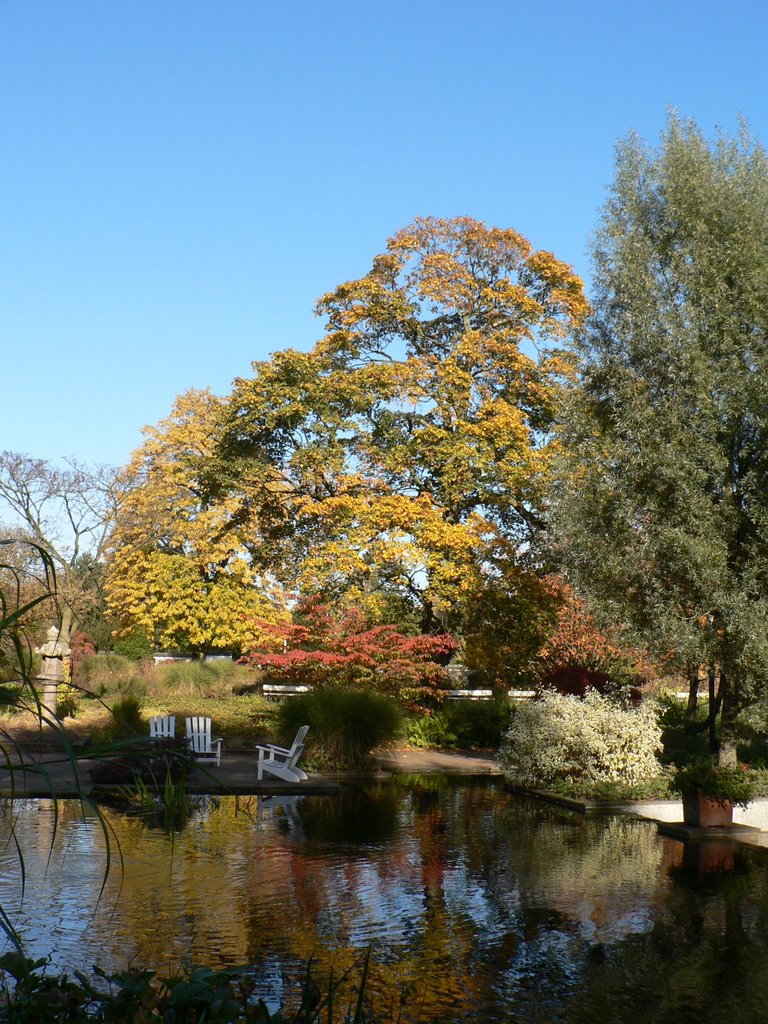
left=672, top=757, right=755, bottom=827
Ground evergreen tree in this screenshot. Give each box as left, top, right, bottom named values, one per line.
left=553, top=115, right=768, bottom=761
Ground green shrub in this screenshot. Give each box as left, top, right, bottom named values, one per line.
left=407, top=699, right=511, bottom=750
left=112, top=630, right=154, bottom=661
left=672, top=756, right=755, bottom=807
left=548, top=773, right=675, bottom=801
left=499, top=689, right=663, bottom=789
left=654, top=691, right=712, bottom=764
left=276, top=689, right=403, bottom=770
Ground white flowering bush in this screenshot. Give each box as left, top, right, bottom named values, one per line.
left=498, top=689, right=662, bottom=788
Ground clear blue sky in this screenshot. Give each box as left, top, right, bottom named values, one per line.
left=3, top=0, right=768, bottom=468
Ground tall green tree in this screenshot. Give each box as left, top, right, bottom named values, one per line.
left=553, top=115, right=768, bottom=761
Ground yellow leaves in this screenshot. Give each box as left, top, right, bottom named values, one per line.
left=524, top=249, right=591, bottom=327
left=107, top=386, right=285, bottom=652
left=110, top=215, right=590, bottom=642
left=106, top=548, right=283, bottom=650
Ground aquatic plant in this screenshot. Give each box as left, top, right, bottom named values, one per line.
left=0, top=949, right=385, bottom=1023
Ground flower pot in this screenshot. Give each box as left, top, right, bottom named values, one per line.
left=682, top=790, right=734, bottom=828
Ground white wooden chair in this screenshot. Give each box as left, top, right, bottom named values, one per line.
left=184, top=716, right=223, bottom=767
left=255, top=724, right=309, bottom=782
left=149, top=714, right=176, bottom=739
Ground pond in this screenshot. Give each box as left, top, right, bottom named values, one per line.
left=1, top=777, right=768, bottom=1022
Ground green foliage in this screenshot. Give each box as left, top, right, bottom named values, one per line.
left=672, top=757, right=756, bottom=808
left=548, top=774, right=675, bottom=801
left=652, top=691, right=712, bottom=765
left=0, top=949, right=383, bottom=1023
left=276, top=689, right=403, bottom=770
left=89, top=694, right=145, bottom=743
left=499, top=689, right=663, bottom=789
left=150, top=658, right=254, bottom=697
left=554, top=114, right=768, bottom=755
left=407, top=699, right=511, bottom=750
left=112, top=630, right=153, bottom=662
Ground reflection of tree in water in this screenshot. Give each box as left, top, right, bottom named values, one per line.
left=9, top=785, right=768, bottom=1021
left=296, top=786, right=400, bottom=846
left=561, top=866, right=768, bottom=1024
left=407, top=791, right=675, bottom=1021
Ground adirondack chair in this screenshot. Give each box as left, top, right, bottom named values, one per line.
left=149, top=714, right=176, bottom=740
left=184, top=716, right=223, bottom=767
left=255, top=725, right=309, bottom=783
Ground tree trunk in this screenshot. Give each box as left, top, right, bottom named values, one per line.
left=708, top=666, right=718, bottom=755
left=685, top=664, right=699, bottom=728
left=718, top=670, right=740, bottom=766
left=59, top=604, right=75, bottom=644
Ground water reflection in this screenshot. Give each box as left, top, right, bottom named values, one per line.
left=1, top=781, right=768, bottom=1022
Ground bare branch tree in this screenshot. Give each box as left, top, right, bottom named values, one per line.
left=0, top=452, right=121, bottom=640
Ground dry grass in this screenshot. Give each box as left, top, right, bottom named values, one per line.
left=0, top=658, right=281, bottom=748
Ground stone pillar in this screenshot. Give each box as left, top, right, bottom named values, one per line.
left=35, top=625, right=70, bottom=720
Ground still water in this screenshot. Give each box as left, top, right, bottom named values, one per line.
left=1, top=778, right=768, bottom=1022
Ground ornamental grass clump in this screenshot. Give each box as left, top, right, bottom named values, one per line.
left=277, top=688, right=403, bottom=770
left=499, top=688, right=662, bottom=789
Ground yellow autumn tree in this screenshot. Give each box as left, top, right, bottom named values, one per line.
left=105, top=389, right=284, bottom=653
left=212, top=216, right=588, bottom=641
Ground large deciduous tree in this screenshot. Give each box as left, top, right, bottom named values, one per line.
left=105, top=389, right=283, bottom=654
left=553, top=116, right=768, bottom=761
left=213, top=216, right=588, bottom=644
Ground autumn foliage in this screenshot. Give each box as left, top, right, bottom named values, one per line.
left=215, top=216, right=588, bottom=641
left=106, top=217, right=588, bottom=672
left=241, top=596, right=456, bottom=708
left=535, top=580, right=649, bottom=694
left=105, top=389, right=284, bottom=653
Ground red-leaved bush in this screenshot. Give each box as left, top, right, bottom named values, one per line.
left=241, top=596, right=456, bottom=709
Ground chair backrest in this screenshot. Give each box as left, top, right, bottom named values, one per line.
left=185, top=715, right=213, bottom=754
left=149, top=714, right=176, bottom=739
left=289, top=725, right=309, bottom=754
left=286, top=725, right=309, bottom=766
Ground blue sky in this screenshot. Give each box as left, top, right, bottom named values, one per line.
left=3, top=0, right=768, bottom=468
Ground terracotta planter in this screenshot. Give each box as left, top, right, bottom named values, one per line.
left=682, top=790, right=734, bottom=828
left=682, top=840, right=736, bottom=877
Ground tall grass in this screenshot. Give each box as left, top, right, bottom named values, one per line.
left=76, top=653, right=140, bottom=691
left=146, top=658, right=254, bottom=698
left=277, top=689, right=403, bottom=770
left=58, top=656, right=276, bottom=742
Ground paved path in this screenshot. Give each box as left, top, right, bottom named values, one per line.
left=0, top=746, right=500, bottom=798
left=373, top=747, right=500, bottom=775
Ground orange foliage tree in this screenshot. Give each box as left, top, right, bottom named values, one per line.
left=535, top=579, right=651, bottom=694
left=210, top=216, right=588, bottom=649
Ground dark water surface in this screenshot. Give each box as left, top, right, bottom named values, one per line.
left=2, top=777, right=768, bottom=1022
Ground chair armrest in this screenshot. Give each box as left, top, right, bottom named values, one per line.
left=256, top=742, right=291, bottom=757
